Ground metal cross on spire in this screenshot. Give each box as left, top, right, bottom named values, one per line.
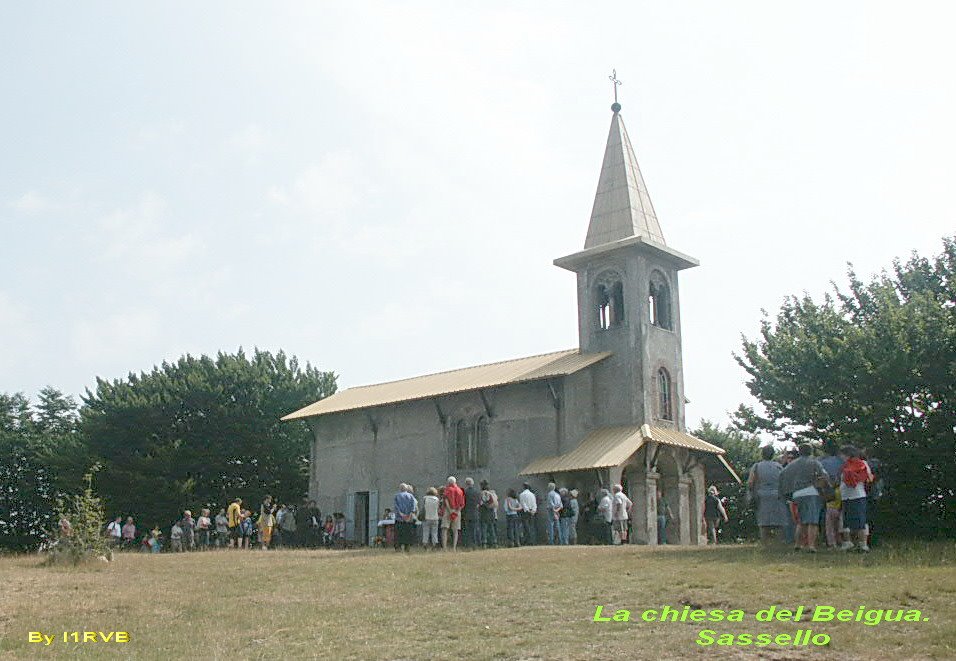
left=608, top=69, right=622, bottom=112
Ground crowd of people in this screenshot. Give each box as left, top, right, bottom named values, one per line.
left=83, top=441, right=881, bottom=554
left=95, top=498, right=351, bottom=553
left=377, top=477, right=644, bottom=551
left=747, top=441, right=882, bottom=553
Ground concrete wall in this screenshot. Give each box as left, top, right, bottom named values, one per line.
left=310, top=379, right=568, bottom=522
left=573, top=244, right=689, bottom=432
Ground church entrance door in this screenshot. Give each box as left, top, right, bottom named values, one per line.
left=353, top=491, right=370, bottom=546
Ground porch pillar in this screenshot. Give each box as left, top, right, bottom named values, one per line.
left=678, top=476, right=692, bottom=545
left=644, top=470, right=660, bottom=546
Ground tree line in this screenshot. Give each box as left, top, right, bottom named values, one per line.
left=0, top=349, right=336, bottom=551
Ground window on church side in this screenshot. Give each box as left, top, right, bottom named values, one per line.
left=456, top=416, right=490, bottom=470
left=476, top=416, right=490, bottom=467
left=658, top=368, right=673, bottom=421
left=597, top=280, right=624, bottom=330
left=649, top=272, right=673, bottom=330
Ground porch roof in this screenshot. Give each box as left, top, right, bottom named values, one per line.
left=519, top=424, right=740, bottom=483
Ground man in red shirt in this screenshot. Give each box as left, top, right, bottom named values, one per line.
left=442, top=476, right=465, bottom=551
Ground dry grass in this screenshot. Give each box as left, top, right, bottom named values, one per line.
left=1, top=542, right=955, bottom=660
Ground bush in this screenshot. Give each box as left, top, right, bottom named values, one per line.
left=46, top=468, right=111, bottom=566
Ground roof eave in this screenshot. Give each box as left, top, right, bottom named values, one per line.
left=554, top=236, right=699, bottom=272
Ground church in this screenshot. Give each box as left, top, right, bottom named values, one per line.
left=283, top=92, right=739, bottom=546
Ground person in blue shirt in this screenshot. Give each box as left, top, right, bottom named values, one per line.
left=393, top=483, right=417, bottom=552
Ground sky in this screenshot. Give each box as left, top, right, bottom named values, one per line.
left=1, top=2, right=954, bottom=428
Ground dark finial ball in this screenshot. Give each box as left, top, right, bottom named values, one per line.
left=611, top=102, right=622, bottom=113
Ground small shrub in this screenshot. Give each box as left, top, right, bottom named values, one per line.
left=46, top=467, right=111, bottom=566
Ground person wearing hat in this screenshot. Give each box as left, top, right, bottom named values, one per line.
left=703, top=485, right=728, bottom=544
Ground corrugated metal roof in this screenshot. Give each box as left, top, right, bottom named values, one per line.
left=646, top=426, right=725, bottom=454
left=520, top=426, right=647, bottom=475
left=282, top=349, right=611, bottom=421
left=519, top=424, right=727, bottom=476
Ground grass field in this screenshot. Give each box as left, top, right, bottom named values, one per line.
left=2, top=543, right=955, bottom=660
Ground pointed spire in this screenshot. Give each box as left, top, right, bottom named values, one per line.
left=584, top=107, right=666, bottom=249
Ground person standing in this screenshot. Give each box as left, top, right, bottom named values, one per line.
left=214, top=508, right=229, bottom=548
left=840, top=445, right=873, bottom=552
left=597, top=489, right=613, bottom=545
left=518, top=483, right=537, bottom=545
left=818, top=441, right=845, bottom=549
left=240, top=509, right=254, bottom=549
left=195, top=509, right=212, bottom=549
left=393, top=483, right=417, bottom=552
left=227, top=498, right=242, bottom=549
left=121, top=517, right=136, bottom=549
left=567, top=489, right=580, bottom=545
left=479, top=480, right=499, bottom=549
left=611, top=485, right=632, bottom=545
left=106, top=516, right=123, bottom=547
left=703, top=486, right=729, bottom=545
left=545, top=483, right=562, bottom=545
left=558, top=488, right=573, bottom=545
left=442, top=477, right=465, bottom=551
left=748, top=445, right=788, bottom=546
left=170, top=521, right=183, bottom=552
left=258, top=496, right=276, bottom=550
left=280, top=504, right=297, bottom=548
left=778, top=444, right=828, bottom=552
left=503, top=488, right=522, bottom=547
left=780, top=449, right=799, bottom=545
left=422, top=487, right=441, bottom=549
left=462, top=478, right=482, bottom=548
left=179, top=510, right=196, bottom=551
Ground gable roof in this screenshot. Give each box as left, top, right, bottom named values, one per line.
left=282, top=349, right=611, bottom=421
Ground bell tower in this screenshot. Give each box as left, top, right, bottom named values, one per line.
left=554, top=87, right=698, bottom=432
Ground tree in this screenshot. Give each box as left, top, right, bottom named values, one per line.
left=79, top=349, right=336, bottom=528
left=692, top=421, right=762, bottom=541
left=734, top=236, right=956, bottom=537
left=0, top=389, right=79, bottom=552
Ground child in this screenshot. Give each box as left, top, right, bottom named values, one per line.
left=824, top=482, right=843, bottom=549
left=240, top=510, right=254, bottom=549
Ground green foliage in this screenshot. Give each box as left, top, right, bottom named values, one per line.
left=0, top=389, right=79, bottom=552
left=734, top=236, right=956, bottom=537
left=48, top=467, right=110, bottom=565
left=79, top=348, right=336, bottom=527
left=692, top=421, right=762, bottom=541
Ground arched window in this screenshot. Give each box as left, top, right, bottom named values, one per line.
left=456, top=417, right=490, bottom=469
left=648, top=271, right=673, bottom=330
left=596, top=275, right=624, bottom=330
left=658, top=368, right=673, bottom=421
left=476, top=416, right=490, bottom=467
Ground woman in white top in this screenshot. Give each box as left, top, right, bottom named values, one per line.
left=422, top=487, right=441, bottom=549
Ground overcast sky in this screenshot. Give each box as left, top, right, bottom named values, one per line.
left=2, top=2, right=954, bottom=427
